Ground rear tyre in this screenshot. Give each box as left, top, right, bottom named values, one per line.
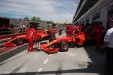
left=60, top=41, right=69, bottom=52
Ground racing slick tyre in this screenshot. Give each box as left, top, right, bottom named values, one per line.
left=16, top=38, right=24, bottom=45
left=60, top=41, right=69, bottom=52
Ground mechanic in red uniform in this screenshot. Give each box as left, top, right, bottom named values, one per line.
left=27, top=27, right=36, bottom=52
left=66, top=25, right=71, bottom=36
left=76, top=24, right=82, bottom=34
left=74, top=24, right=80, bottom=35
left=95, top=22, right=104, bottom=51
left=66, top=24, right=69, bottom=36
left=73, top=25, right=77, bottom=35
left=69, top=25, right=74, bottom=35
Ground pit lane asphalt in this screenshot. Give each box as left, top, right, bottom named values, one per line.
left=0, top=45, right=106, bottom=75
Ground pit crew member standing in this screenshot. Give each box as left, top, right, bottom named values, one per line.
left=27, top=28, right=36, bottom=52
left=94, top=22, right=104, bottom=51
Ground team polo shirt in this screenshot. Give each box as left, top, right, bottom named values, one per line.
left=104, top=27, right=113, bottom=48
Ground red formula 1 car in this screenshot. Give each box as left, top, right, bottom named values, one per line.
left=3, top=29, right=56, bottom=47
left=40, top=32, right=95, bottom=54
left=39, top=24, right=96, bottom=54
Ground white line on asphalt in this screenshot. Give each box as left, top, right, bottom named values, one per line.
left=0, top=38, right=11, bottom=41
left=37, top=68, right=43, bottom=72
left=0, top=43, right=28, bottom=56
left=43, top=58, right=49, bottom=64
left=49, top=54, right=52, bottom=56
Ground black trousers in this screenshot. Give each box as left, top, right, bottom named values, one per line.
left=105, top=47, right=113, bottom=74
